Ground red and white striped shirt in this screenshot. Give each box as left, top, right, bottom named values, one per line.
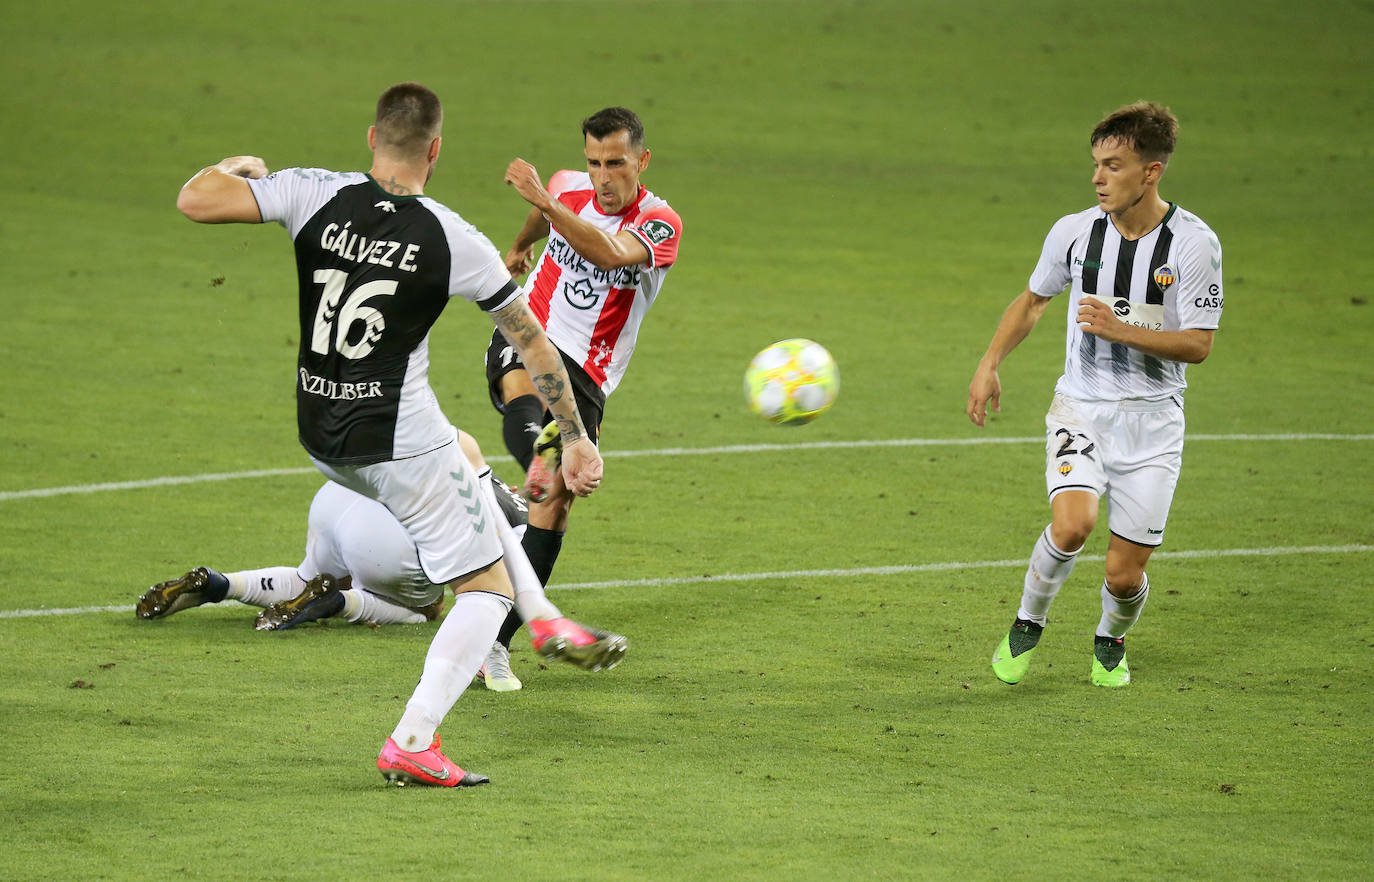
left=523, top=170, right=682, bottom=397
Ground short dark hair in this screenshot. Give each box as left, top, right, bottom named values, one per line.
left=581, top=107, right=645, bottom=150
left=1091, top=101, right=1178, bottom=165
left=374, top=83, right=443, bottom=158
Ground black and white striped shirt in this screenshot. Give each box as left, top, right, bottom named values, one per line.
left=1029, top=203, right=1223, bottom=403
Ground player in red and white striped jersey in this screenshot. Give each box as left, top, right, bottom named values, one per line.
left=481, top=108, right=682, bottom=682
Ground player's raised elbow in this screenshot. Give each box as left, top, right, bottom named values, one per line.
left=176, top=188, right=214, bottom=222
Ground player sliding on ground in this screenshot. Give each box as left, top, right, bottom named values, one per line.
left=137, top=431, right=626, bottom=678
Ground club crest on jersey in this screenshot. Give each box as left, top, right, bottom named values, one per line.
left=563, top=277, right=599, bottom=310
left=1153, top=263, right=1177, bottom=291
left=639, top=219, right=676, bottom=245
left=1058, top=461, right=1073, bottom=476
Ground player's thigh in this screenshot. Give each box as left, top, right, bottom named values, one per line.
left=300, top=483, right=351, bottom=580
left=1045, top=394, right=1107, bottom=502
left=315, top=444, right=504, bottom=585
left=330, top=490, right=442, bottom=609
left=1103, top=406, right=1184, bottom=547
left=486, top=327, right=533, bottom=410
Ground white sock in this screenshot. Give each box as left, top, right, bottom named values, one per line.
left=1016, top=526, right=1079, bottom=626
left=341, top=588, right=428, bottom=626
left=480, top=471, right=560, bottom=622
left=225, top=567, right=306, bottom=608
left=1097, top=574, right=1149, bottom=639
left=390, top=591, right=512, bottom=752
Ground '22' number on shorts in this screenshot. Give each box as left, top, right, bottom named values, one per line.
left=1054, top=428, right=1096, bottom=459
left=310, top=269, right=398, bottom=359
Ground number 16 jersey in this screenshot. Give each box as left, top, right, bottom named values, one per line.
left=248, top=168, right=519, bottom=465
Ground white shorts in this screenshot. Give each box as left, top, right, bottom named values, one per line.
left=299, top=481, right=444, bottom=609
left=310, top=434, right=503, bottom=585
left=1043, top=394, right=1185, bottom=547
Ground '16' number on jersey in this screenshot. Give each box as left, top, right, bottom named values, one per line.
left=310, top=269, right=397, bottom=359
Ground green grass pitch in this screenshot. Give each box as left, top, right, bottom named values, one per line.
left=1, top=1, right=1372, bottom=879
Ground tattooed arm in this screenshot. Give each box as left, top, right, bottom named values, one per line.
left=490, top=296, right=603, bottom=496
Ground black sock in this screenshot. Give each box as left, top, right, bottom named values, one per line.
left=502, top=394, right=547, bottom=471
left=497, top=526, right=565, bottom=648
left=522, top=525, right=565, bottom=587
left=495, top=607, right=524, bottom=649
left=202, top=567, right=230, bottom=604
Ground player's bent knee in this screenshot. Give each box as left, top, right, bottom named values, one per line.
left=1103, top=562, right=1147, bottom=597
left=1049, top=520, right=1094, bottom=553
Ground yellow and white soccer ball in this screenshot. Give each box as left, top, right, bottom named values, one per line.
left=744, top=338, right=840, bottom=425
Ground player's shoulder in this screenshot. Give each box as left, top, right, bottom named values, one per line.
left=415, top=196, right=501, bottom=255
left=259, top=167, right=365, bottom=188
left=1042, top=205, right=1101, bottom=242
left=1166, top=204, right=1220, bottom=242
left=548, top=169, right=590, bottom=197
left=634, top=187, right=681, bottom=228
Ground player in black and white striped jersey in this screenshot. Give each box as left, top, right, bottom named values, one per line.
left=174, top=83, right=618, bottom=786
left=967, top=101, right=1224, bottom=688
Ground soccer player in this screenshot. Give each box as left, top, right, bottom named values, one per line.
left=136, top=432, right=618, bottom=645
left=966, top=102, right=1224, bottom=688
left=176, top=82, right=610, bottom=786
left=481, top=107, right=682, bottom=686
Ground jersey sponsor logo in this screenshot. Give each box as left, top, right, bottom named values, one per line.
left=593, top=265, right=641, bottom=287
left=1152, top=263, right=1176, bottom=291
left=299, top=368, right=384, bottom=401
left=1075, top=257, right=1104, bottom=270
left=638, top=219, right=676, bottom=245
left=563, top=277, right=599, bottom=310
left=1195, top=283, right=1224, bottom=309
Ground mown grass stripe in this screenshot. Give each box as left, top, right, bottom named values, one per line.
left=4, top=543, right=1368, bottom=618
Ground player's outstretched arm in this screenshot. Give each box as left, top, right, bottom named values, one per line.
left=177, top=156, right=268, bottom=224
left=505, top=205, right=551, bottom=277
left=490, top=297, right=603, bottom=497
left=504, top=158, right=648, bottom=271
left=967, top=288, right=1053, bottom=427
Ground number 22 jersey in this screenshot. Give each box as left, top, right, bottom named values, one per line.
left=248, top=168, right=519, bottom=465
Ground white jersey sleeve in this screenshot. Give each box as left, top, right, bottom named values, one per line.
left=1028, top=210, right=1092, bottom=297
left=416, top=197, right=518, bottom=311
left=1169, top=210, right=1224, bottom=330
left=248, top=168, right=366, bottom=240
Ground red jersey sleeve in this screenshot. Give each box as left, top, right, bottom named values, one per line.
left=628, top=205, right=682, bottom=269
left=547, top=169, right=583, bottom=198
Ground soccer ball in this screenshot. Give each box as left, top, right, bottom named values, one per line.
left=744, top=338, right=839, bottom=425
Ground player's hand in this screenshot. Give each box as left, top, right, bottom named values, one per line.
left=966, top=363, right=1001, bottom=427
left=504, top=246, right=535, bottom=277
left=215, top=156, right=269, bottom=179
left=560, top=437, right=603, bottom=497
left=1076, top=295, right=1126, bottom=343
left=505, top=158, right=549, bottom=209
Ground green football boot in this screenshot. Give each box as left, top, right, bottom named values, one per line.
left=1090, top=635, right=1130, bottom=687
left=522, top=421, right=562, bottom=504
left=991, top=618, right=1043, bottom=685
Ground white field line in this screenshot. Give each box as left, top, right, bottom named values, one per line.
left=3, top=543, right=1369, bottom=620
left=2, top=433, right=1371, bottom=503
